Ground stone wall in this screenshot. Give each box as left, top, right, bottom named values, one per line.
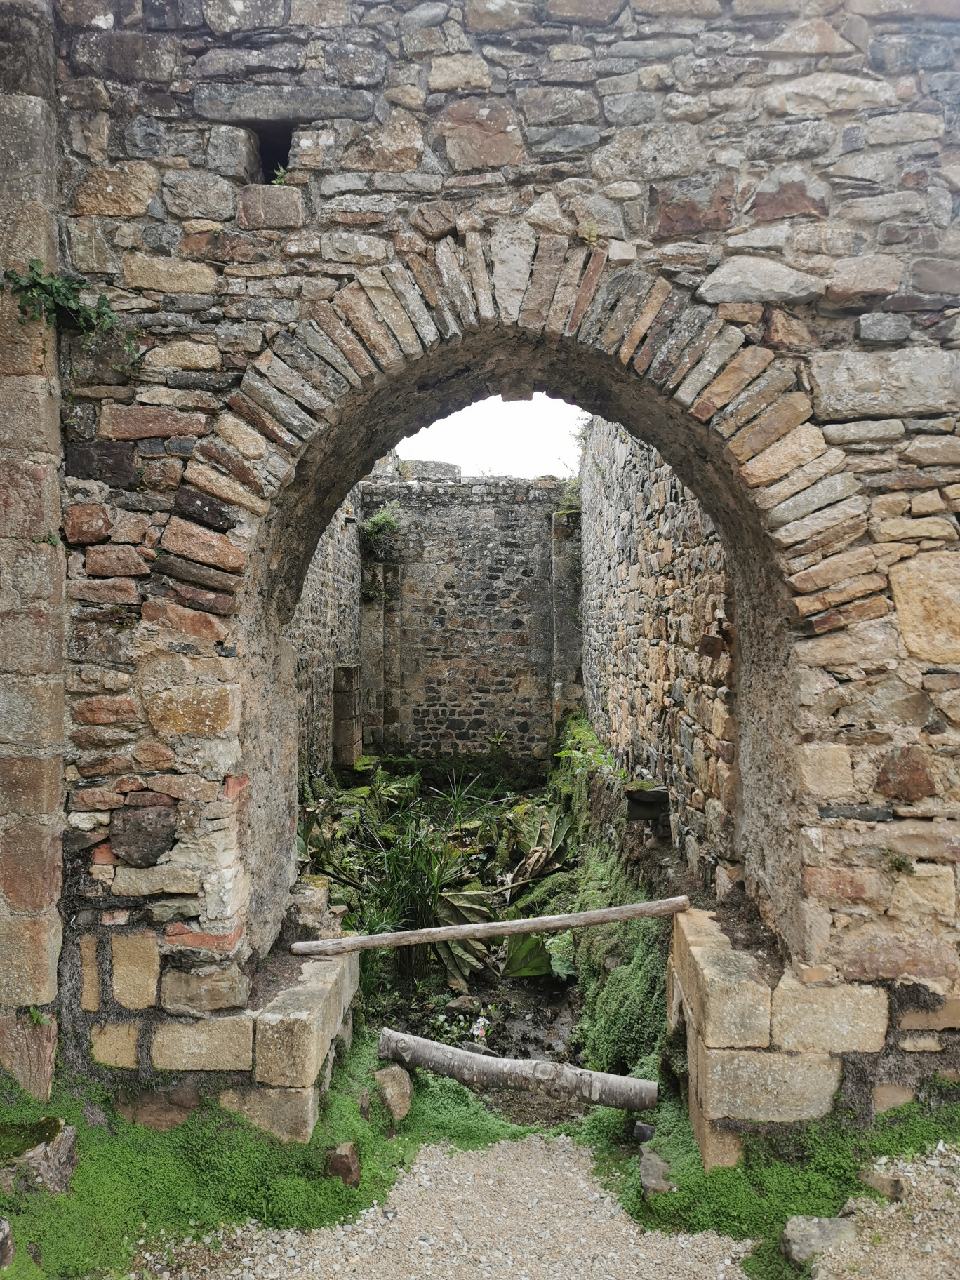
left=581, top=417, right=735, bottom=882
left=359, top=465, right=581, bottom=764
left=290, top=489, right=361, bottom=776
left=0, top=0, right=64, bottom=1099
left=0, top=0, right=957, bottom=1152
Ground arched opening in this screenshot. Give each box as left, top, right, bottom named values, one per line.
left=235, top=322, right=798, bottom=965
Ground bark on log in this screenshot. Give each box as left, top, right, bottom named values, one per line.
left=378, top=1027, right=658, bottom=1111
left=291, top=895, right=689, bottom=957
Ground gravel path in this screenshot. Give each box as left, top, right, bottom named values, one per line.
left=131, top=1135, right=749, bottom=1280
left=814, top=1144, right=960, bottom=1280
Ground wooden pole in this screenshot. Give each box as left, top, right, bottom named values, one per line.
left=290, top=894, right=689, bottom=957
left=378, top=1027, right=658, bottom=1111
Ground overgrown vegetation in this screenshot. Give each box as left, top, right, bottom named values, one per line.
left=0, top=1035, right=529, bottom=1279
left=298, top=756, right=572, bottom=989
left=578, top=1085, right=960, bottom=1280
left=4, top=720, right=959, bottom=1277
left=1, top=260, right=121, bottom=347
left=358, top=505, right=401, bottom=560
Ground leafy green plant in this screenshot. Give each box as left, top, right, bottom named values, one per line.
left=300, top=766, right=496, bottom=989
left=2, top=260, right=120, bottom=347
left=270, top=165, right=288, bottom=185
left=359, top=505, right=401, bottom=560
left=502, top=801, right=571, bottom=901
left=885, top=852, right=914, bottom=875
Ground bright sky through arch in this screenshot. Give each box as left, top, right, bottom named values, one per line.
left=396, top=394, right=588, bottom=479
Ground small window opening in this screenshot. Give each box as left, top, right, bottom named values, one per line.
left=254, top=123, right=294, bottom=184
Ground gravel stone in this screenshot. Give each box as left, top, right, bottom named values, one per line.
left=814, top=1144, right=960, bottom=1280
left=130, top=1135, right=750, bottom=1279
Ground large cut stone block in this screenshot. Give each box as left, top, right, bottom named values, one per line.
left=687, top=1075, right=742, bottom=1171
left=672, top=911, right=771, bottom=1049
left=111, top=932, right=160, bottom=1010
left=254, top=956, right=358, bottom=1088
left=890, top=552, right=960, bottom=664
left=809, top=350, right=960, bottom=419
left=0, top=908, right=60, bottom=1006
left=0, top=1013, right=57, bottom=1100
left=151, top=1015, right=254, bottom=1071
left=161, top=963, right=250, bottom=1016
left=220, top=1085, right=319, bottom=1143
left=771, top=972, right=887, bottom=1053
left=695, top=1040, right=841, bottom=1122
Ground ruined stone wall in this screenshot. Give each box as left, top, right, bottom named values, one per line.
left=359, top=466, right=579, bottom=764
left=0, top=0, right=955, bottom=1148
left=0, top=0, right=65, bottom=1098
left=581, top=417, right=735, bottom=882
left=290, top=489, right=361, bottom=775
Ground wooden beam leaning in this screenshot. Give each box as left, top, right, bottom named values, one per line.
left=290, top=895, right=689, bottom=957
left=378, top=1027, right=658, bottom=1111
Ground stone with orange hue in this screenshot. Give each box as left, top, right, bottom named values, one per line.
left=73, top=162, right=159, bottom=216
left=145, top=685, right=240, bottom=738
left=160, top=516, right=245, bottom=574
left=803, top=866, right=886, bottom=909
left=0, top=911, right=60, bottom=1007
left=68, top=578, right=141, bottom=605
left=100, top=404, right=209, bottom=441
left=890, top=552, right=960, bottom=664
left=437, top=98, right=525, bottom=172
left=165, top=921, right=244, bottom=953
left=63, top=503, right=112, bottom=545
left=876, top=746, right=935, bottom=801
left=141, top=599, right=228, bottom=643
left=0, top=756, right=61, bottom=817
left=0, top=1013, right=58, bottom=1100
left=832, top=924, right=960, bottom=984
left=72, top=695, right=139, bottom=726
left=0, top=820, right=61, bottom=911
left=84, top=544, right=150, bottom=577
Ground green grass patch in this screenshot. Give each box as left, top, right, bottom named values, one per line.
left=0, top=1033, right=529, bottom=1279
left=573, top=1081, right=960, bottom=1279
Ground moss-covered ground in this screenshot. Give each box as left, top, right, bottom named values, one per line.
left=0, top=1034, right=528, bottom=1279
left=4, top=720, right=960, bottom=1277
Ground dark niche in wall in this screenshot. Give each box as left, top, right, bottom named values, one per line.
left=254, top=122, right=294, bottom=183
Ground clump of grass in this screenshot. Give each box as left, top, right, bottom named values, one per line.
left=0, top=1033, right=529, bottom=1279
left=575, top=1086, right=960, bottom=1280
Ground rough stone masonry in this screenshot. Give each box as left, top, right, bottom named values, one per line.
left=0, top=0, right=959, bottom=1158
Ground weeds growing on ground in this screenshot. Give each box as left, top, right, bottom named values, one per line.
left=0, top=1034, right=529, bottom=1279
left=6, top=724, right=959, bottom=1277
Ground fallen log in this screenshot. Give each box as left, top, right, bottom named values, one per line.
left=378, top=1027, right=658, bottom=1111
left=291, top=894, right=688, bottom=957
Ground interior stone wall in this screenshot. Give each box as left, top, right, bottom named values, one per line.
left=0, top=0, right=956, bottom=1137
left=581, top=416, right=735, bottom=883
left=290, top=487, right=361, bottom=776
left=359, top=464, right=580, bottom=764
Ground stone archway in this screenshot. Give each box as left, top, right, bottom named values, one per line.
left=41, top=225, right=960, bottom=1130
left=1, top=0, right=958, bottom=1151
left=229, top=234, right=804, bottom=972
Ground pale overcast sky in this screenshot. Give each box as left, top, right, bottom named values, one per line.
left=396, top=394, right=587, bottom=479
